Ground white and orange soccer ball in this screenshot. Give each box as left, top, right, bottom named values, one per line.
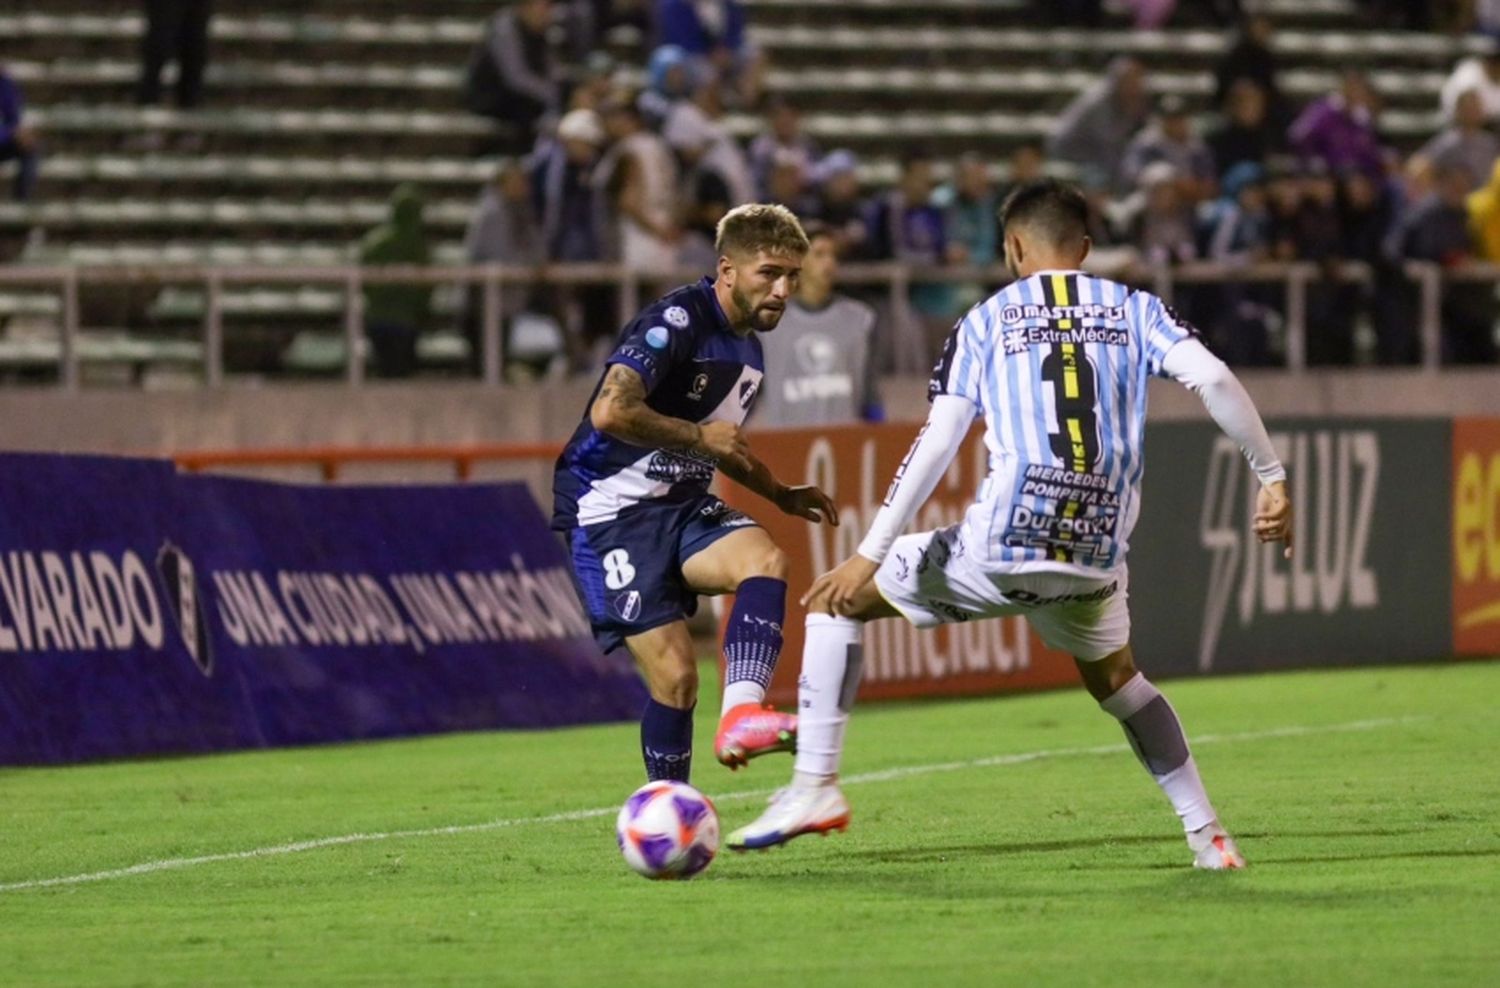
left=615, top=780, right=720, bottom=880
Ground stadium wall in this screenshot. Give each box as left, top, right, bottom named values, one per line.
left=0, top=371, right=1498, bottom=460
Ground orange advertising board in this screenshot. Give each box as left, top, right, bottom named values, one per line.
left=717, top=424, right=1079, bottom=705
left=1453, top=419, right=1500, bottom=655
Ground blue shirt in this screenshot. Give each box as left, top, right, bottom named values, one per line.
left=552, top=278, right=764, bottom=529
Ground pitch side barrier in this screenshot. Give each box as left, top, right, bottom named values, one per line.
left=0, top=454, right=645, bottom=765
left=717, top=417, right=1500, bottom=703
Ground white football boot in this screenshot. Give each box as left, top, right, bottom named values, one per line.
left=1188, top=821, right=1247, bottom=870
left=727, top=784, right=851, bottom=851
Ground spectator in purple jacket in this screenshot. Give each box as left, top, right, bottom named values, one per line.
left=1288, top=70, right=1389, bottom=180
left=656, top=0, right=765, bottom=105
left=0, top=66, right=40, bottom=201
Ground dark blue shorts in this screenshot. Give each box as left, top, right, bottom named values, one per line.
left=566, top=494, right=758, bottom=653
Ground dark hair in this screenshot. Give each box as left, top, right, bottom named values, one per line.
left=1000, top=178, right=1089, bottom=248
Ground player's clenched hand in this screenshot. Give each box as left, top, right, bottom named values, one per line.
left=694, top=421, right=751, bottom=472
left=775, top=485, right=839, bottom=526
left=1254, top=480, right=1294, bottom=558
left=801, top=554, right=879, bottom=616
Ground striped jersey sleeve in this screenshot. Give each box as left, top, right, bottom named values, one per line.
left=1134, top=291, right=1201, bottom=378
left=927, top=310, right=987, bottom=403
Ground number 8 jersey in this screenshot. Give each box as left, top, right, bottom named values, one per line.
left=928, top=270, right=1195, bottom=575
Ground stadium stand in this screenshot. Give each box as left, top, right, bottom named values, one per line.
left=0, top=0, right=1494, bottom=381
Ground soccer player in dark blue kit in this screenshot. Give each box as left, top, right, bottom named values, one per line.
left=553, top=203, right=839, bottom=783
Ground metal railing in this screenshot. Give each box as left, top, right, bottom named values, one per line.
left=0, top=258, right=1462, bottom=387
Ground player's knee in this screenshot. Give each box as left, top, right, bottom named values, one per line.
left=656, top=664, right=699, bottom=708
left=743, top=544, right=788, bottom=582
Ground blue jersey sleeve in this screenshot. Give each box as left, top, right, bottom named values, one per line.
left=606, top=314, right=697, bottom=393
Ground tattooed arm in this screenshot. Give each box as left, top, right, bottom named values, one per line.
left=590, top=364, right=750, bottom=469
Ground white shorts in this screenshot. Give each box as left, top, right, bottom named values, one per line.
left=873, top=524, right=1130, bottom=661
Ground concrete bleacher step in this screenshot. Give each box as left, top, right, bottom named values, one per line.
left=0, top=196, right=474, bottom=240
left=12, top=57, right=1448, bottom=122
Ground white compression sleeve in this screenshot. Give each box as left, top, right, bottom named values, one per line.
left=1161, top=338, right=1286, bottom=485
left=855, top=394, right=977, bottom=564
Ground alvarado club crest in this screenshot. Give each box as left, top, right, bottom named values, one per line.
left=157, top=542, right=214, bottom=676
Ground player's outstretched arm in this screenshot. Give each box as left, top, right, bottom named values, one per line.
left=801, top=394, right=978, bottom=611
left=718, top=453, right=839, bottom=526
left=1161, top=336, right=1294, bottom=558
left=590, top=363, right=751, bottom=471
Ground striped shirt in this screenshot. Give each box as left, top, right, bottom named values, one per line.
left=928, top=270, right=1194, bottom=576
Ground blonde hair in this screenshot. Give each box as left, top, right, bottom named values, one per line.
left=715, top=203, right=810, bottom=259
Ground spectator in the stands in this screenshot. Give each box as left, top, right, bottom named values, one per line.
left=462, top=160, right=546, bottom=373
left=465, top=0, right=560, bottom=152
left=1264, top=157, right=1304, bottom=262
left=1467, top=159, right=1500, bottom=262
left=753, top=223, right=884, bottom=428
left=935, top=153, right=1000, bottom=268
left=565, top=50, right=619, bottom=113
left=1293, top=162, right=1358, bottom=364
left=1451, top=161, right=1500, bottom=362
left=765, top=150, right=818, bottom=216
left=1213, top=14, right=1283, bottom=122
left=749, top=98, right=819, bottom=198
left=995, top=142, right=1045, bottom=208
left=1441, top=37, right=1500, bottom=123
left=1122, top=0, right=1177, bottom=29
left=1416, top=88, right=1500, bottom=193
left=1288, top=70, right=1389, bottom=180
left=596, top=93, right=680, bottom=274
left=531, top=108, right=613, bottom=370
left=1120, top=94, right=1217, bottom=203
left=1202, top=162, right=1277, bottom=365
left=807, top=149, right=873, bottom=259
left=1208, top=79, right=1283, bottom=178
left=137, top=0, right=213, bottom=109
left=359, top=184, right=432, bottom=379
left=638, top=45, right=694, bottom=130
left=868, top=151, right=961, bottom=359
left=0, top=66, right=40, bottom=202
left=656, top=0, right=766, bottom=106
left=1117, top=162, right=1198, bottom=267
left=666, top=100, right=751, bottom=269
left=1394, top=162, right=1493, bottom=363
left=1048, top=56, right=1151, bottom=193
left=1340, top=168, right=1410, bottom=365
left=665, top=93, right=755, bottom=206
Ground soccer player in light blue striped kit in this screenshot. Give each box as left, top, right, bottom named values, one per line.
left=730, top=179, right=1294, bottom=869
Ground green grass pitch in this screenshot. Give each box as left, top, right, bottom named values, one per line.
left=2, top=660, right=1497, bottom=987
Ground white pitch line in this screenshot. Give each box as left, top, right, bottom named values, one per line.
left=0, top=715, right=1423, bottom=894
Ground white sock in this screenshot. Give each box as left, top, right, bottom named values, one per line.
left=791, top=613, right=864, bottom=785
left=720, top=680, right=765, bottom=713
left=1100, top=673, right=1217, bottom=833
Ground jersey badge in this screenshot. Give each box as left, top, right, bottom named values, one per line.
left=664, top=306, right=690, bottom=329
left=645, top=326, right=670, bottom=349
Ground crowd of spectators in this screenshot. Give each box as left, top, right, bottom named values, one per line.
left=452, top=1, right=1500, bottom=371
left=7, top=0, right=1500, bottom=373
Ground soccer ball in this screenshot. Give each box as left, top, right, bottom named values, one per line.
left=615, top=780, right=720, bottom=880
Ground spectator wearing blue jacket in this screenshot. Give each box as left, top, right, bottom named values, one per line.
left=656, top=0, right=764, bottom=105
left=0, top=67, right=40, bottom=201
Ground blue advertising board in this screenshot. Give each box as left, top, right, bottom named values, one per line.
left=0, top=454, right=645, bottom=764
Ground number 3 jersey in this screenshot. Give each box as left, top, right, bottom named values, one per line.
left=551, top=278, right=764, bottom=531
left=929, top=270, right=1195, bottom=576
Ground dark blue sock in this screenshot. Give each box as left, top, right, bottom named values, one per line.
left=641, top=699, right=694, bottom=781
left=724, top=576, right=787, bottom=695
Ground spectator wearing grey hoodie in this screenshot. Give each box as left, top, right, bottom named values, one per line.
left=1048, top=56, right=1151, bottom=192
